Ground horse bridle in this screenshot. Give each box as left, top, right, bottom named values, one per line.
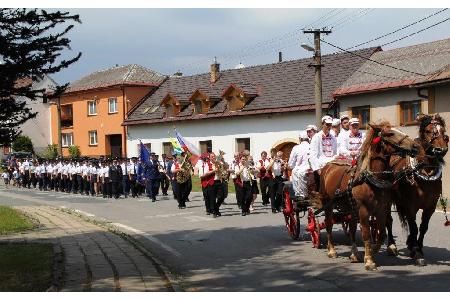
left=422, top=126, right=449, bottom=157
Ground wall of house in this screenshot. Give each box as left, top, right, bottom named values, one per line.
left=339, top=85, right=450, bottom=199
left=126, top=112, right=315, bottom=163
left=124, top=86, right=154, bottom=112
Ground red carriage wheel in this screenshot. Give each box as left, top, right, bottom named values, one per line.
left=307, top=208, right=321, bottom=248
left=283, top=187, right=300, bottom=240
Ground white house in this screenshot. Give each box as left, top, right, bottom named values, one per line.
left=123, top=48, right=376, bottom=163
left=333, top=38, right=450, bottom=198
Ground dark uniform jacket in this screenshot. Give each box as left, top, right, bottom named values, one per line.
left=109, top=165, right=123, bottom=183
left=144, top=160, right=159, bottom=180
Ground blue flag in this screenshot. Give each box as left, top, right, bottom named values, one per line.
left=139, top=141, right=150, bottom=163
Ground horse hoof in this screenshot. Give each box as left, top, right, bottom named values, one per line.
left=415, top=258, right=427, bottom=266
left=387, top=244, right=399, bottom=256
left=364, top=261, right=378, bottom=271
left=328, top=250, right=338, bottom=259
left=349, top=254, right=360, bottom=263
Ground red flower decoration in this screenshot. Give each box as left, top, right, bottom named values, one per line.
left=372, top=136, right=381, bottom=145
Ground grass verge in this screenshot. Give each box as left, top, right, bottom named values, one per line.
left=0, top=205, right=34, bottom=234
left=0, top=243, right=53, bottom=291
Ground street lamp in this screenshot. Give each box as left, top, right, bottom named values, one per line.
left=301, top=43, right=315, bottom=52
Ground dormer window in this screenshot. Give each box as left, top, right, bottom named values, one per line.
left=160, top=93, right=181, bottom=118
left=189, top=89, right=211, bottom=115
left=222, top=84, right=258, bottom=112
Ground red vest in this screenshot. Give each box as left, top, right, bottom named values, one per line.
left=259, top=159, right=273, bottom=179
left=200, top=161, right=215, bottom=188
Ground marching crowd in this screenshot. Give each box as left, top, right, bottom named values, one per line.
left=2, top=114, right=365, bottom=218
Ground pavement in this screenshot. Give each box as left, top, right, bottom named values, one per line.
left=1, top=185, right=450, bottom=292
left=0, top=203, right=173, bottom=292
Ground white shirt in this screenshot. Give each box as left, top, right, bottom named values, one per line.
left=81, top=164, right=89, bottom=176
left=272, top=159, right=285, bottom=177
left=291, top=141, right=312, bottom=173
left=120, top=163, right=128, bottom=175
left=89, top=166, right=97, bottom=175
left=128, top=163, right=137, bottom=175
left=229, top=160, right=239, bottom=179
left=23, top=161, right=30, bottom=171
left=197, top=161, right=215, bottom=179
left=310, top=130, right=337, bottom=171
left=339, top=131, right=365, bottom=158
left=103, top=166, right=110, bottom=178
left=39, top=165, right=47, bottom=174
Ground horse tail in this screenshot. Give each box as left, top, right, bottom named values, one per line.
left=391, top=191, right=408, bottom=229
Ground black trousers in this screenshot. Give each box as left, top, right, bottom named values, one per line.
left=102, top=178, right=110, bottom=197
left=233, top=179, right=243, bottom=208
left=77, top=175, right=83, bottom=194
left=66, top=176, right=72, bottom=193
left=90, top=175, right=98, bottom=196
left=160, top=176, right=170, bottom=195
left=83, top=176, right=89, bottom=194
left=30, top=173, right=37, bottom=188
left=176, top=180, right=189, bottom=207
left=129, top=175, right=137, bottom=197
left=72, top=175, right=78, bottom=193
left=171, top=179, right=178, bottom=199
left=274, top=176, right=285, bottom=210
left=260, top=177, right=275, bottom=205
left=214, top=180, right=224, bottom=211
left=23, top=170, right=30, bottom=188
left=242, top=181, right=253, bottom=213
left=111, top=181, right=120, bottom=198
left=204, top=184, right=216, bottom=214
left=202, top=186, right=208, bottom=212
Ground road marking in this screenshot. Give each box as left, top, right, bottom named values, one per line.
left=111, top=223, right=181, bottom=257
left=184, top=215, right=215, bottom=223
left=144, top=212, right=194, bottom=219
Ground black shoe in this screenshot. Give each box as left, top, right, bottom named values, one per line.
left=215, top=211, right=221, bottom=217
left=241, top=212, right=246, bottom=216
left=206, top=212, right=211, bottom=215
left=186, top=198, right=190, bottom=202
left=213, top=214, right=217, bottom=218
left=152, top=198, right=156, bottom=202
left=272, top=209, right=277, bottom=213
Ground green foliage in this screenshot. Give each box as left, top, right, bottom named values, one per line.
left=68, top=145, right=80, bottom=158
left=0, top=244, right=53, bottom=291
left=0, top=206, right=34, bottom=234
left=0, top=8, right=81, bottom=145
left=11, top=135, right=34, bottom=153
left=41, top=143, right=58, bottom=159
left=439, top=196, right=448, bottom=211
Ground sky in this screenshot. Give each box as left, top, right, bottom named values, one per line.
left=50, top=8, right=450, bottom=85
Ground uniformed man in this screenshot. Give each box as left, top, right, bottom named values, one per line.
left=338, top=117, right=365, bottom=161
left=198, top=153, right=217, bottom=216
left=128, top=157, right=138, bottom=198
left=337, top=115, right=350, bottom=148
left=331, top=118, right=341, bottom=137
left=310, top=115, right=338, bottom=173
left=306, top=124, right=318, bottom=142
left=272, top=151, right=288, bottom=213
left=236, top=153, right=254, bottom=216
left=137, top=158, right=146, bottom=197
left=120, top=158, right=130, bottom=198
left=166, top=155, right=176, bottom=199
left=258, top=150, right=275, bottom=206
left=109, top=158, right=122, bottom=199
left=144, top=153, right=160, bottom=202
left=171, top=154, right=188, bottom=209
left=160, top=154, right=170, bottom=196
left=229, top=152, right=242, bottom=209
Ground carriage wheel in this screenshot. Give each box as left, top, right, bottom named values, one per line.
left=307, top=208, right=321, bottom=249
left=283, top=189, right=300, bottom=240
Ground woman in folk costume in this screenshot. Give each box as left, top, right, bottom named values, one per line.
left=338, top=117, right=365, bottom=161
left=309, top=115, right=338, bottom=172
left=290, top=130, right=312, bottom=199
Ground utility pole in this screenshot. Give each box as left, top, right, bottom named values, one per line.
left=303, top=28, right=332, bottom=128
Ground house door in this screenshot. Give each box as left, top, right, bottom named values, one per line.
left=109, top=134, right=122, bottom=158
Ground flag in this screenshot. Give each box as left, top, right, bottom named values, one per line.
left=175, top=130, right=200, bottom=156
left=139, top=140, right=150, bottom=163
left=169, top=137, right=183, bottom=155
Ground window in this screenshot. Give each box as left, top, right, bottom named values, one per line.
left=89, top=130, right=98, bottom=146
left=163, top=142, right=173, bottom=156
left=236, top=138, right=250, bottom=153
left=109, top=97, right=118, bottom=114
left=194, top=100, right=203, bottom=114
left=61, top=105, right=73, bottom=127
left=88, top=101, right=97, bottom=116
left=62, top=133, right=74, bottom=147
left=400, top=100, right=421, bottom=126
left=351, top=106, right=370, bottom=128
left=199, top=140, right=212, bottom=154
left=3, top=146, right=11, bottom=155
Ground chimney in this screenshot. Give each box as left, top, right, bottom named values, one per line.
left=210, top=57, right=220, bottom=84
left=279, top=52, right=282, bottom=63
left=173, top=71, right=183, bottom=77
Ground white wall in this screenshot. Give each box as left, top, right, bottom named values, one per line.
left=127, top=112, right=315, bottom=163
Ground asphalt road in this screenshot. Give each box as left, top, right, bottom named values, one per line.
left=1, top=185, right=449, bottom=291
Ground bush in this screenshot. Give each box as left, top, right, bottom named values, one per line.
left=11, top=136, right=34, bottom=153
left=68, top=145, right=80, bottom=158
left=41, top=144, right=58, bottom=160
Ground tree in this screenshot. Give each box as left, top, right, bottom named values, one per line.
left=68, top=145, right=80, bottom=158
left=42, top=143, right=58, bottom=159
left=12, top=135, right=34, bottom=153
left=0, top=9, right=81, bottom=146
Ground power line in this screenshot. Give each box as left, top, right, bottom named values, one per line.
left=379, top=16, right=450, bottom=47
left=328, top=9, right=366, bottom=29
left=320, top=38, right=426, bottom=76
left=331, top=8, right=376, bottom=30
left=347, top=8, right=449, bottom=50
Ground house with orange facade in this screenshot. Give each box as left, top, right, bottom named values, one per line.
left=50, top=64, right=166, bottom=158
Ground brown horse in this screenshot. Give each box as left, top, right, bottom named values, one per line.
left=387, top=114, right=449, bottom=266
left=314, top=122, right=418, bottom=270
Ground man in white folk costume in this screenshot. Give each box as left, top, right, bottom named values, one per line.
left=289, top=130, right=312, bottom=199
left=338, top=117, right=365, bottom=161
left=309, top=115, right=338, bottom=172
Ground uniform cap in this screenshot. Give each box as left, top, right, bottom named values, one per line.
left=332, top=118, right=341, bottom=126
left=322, top=116, right=333, bottom=124
left=340, top=114, right=350, bottom=121
left=349, top=118, right=360, bottom=125
left=306, top=124, right=317, bottom=131
left=299, top=131, right=308, bottom=139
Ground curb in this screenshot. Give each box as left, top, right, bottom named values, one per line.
left=56, top=206, right=184, bottom=292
